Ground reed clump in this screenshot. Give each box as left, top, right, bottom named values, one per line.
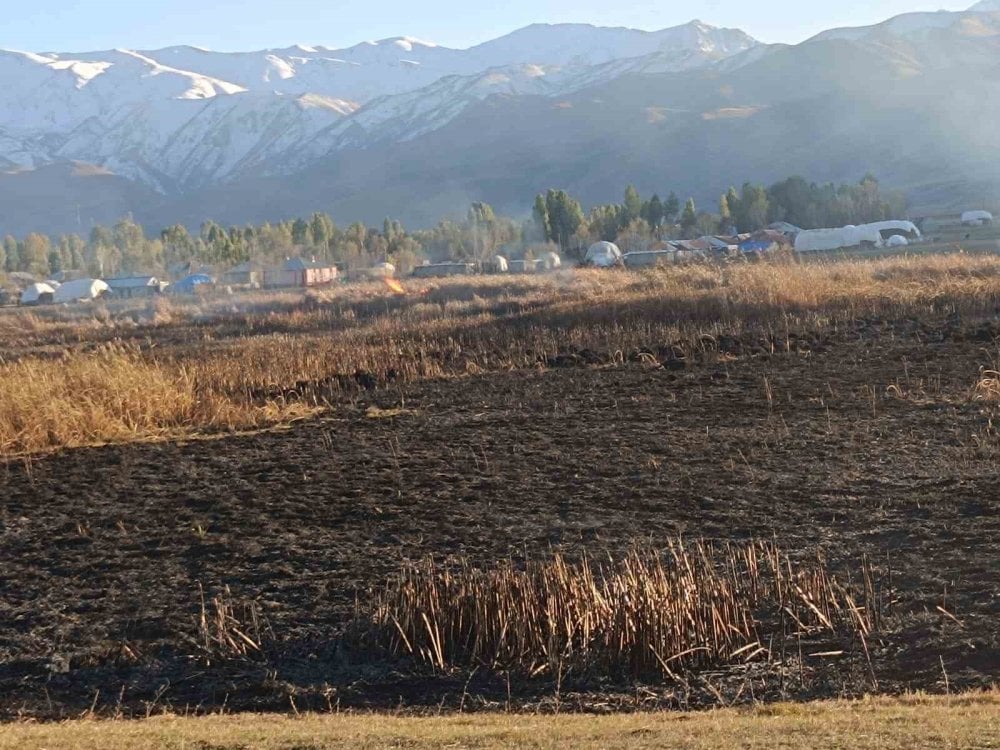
left=355, top=540, right=883, bottom=680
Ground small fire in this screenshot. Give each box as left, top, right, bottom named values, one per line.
left=383, top=277, right=406, bottom=295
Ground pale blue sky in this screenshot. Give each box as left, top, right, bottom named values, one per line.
left=2, top=0, right=974, bottom=52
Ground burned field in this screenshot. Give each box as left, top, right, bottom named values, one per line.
left=1, top=262, right=999, bottom=718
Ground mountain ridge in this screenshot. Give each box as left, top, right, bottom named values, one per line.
left=1, top=6, right=999, bottom=235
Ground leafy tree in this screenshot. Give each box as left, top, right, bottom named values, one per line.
left=680, top=198, right=698, bottom=238
left=309, top=212, right=336, bottom=250
left=467, top=201, right=500, bottom=258
left=587, top=204, right=624, bottom=242
left=623, top=185, right=642, bottom=224
left=544, top=189, right=584, bottom=252
left=257, top=222, right=294, bottom=258
left=162, top=224, right=196, bottom=269
left=113, top=216, right=150, bottom=272
left=468, top=201, right=496, bottom=226
left=764, top=174, right=902, bottom=229
left=291, top=217, right=310, bottom=246
left=47, top=248, right=63, bottom=275
left=640, top=194, right=665, bottom=235
left=1, top=235, right=15, bottom=273
left=719, top=192, right=733, bottom=230
left=695, top=212, right=720, bottom=237
left=532, top=194, right=550, bottom=243
left=738, top=183, right=769, bottom=232
left=57, top=235, right=84, bottom=271
left=22, top=233, right=51, bottom=277
left=616, top=218, right=651, bottom=252
left=722, top=187, right=740, bottom=230
left=89, top=225, right=113, bottom=249
left=664, top=192, right=680, bottom=224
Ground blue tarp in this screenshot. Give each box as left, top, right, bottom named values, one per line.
left=170, top=274, right=214, bottom=294
left=738, top=240, right=774, bottom=253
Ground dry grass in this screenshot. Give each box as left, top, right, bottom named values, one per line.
left=4, top=254, right=1000, bottom=455
left=1, top=693, right=996, bottom=749
left=972, top=369, right=1000, bottom=402
left=0, top=343, right=316, bottom=455
left=355, top=541, right=881, bottom=681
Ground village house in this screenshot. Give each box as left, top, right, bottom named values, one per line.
left=221, top=261, right=263, bottom=288
left=105, top=275, right=165, bottom=299
left=264, top=257, right=338, bottom=288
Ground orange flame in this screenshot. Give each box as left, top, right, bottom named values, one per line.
left=383, top=276, right=405, bottom=295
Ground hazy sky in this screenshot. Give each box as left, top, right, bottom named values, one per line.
left=1, top=0, right=975, bottom=52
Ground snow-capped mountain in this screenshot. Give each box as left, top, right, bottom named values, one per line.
left=2, top=3, right=1000, bottom=236
left=0, top=21, right=757, bottom=193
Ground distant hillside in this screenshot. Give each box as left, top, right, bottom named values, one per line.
left=0, top=163, right=161, bottom=237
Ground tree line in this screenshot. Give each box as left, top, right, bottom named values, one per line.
left=0, top=174, right=905, bottom=279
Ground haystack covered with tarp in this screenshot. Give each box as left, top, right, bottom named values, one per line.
left=794, top=225, right=883, bottom=253
left=169, top=274, right=214, bottom=295
left=861, top=220, right=921, bottom=241
left=20, top=282, right=55, bottom=305
left=962, top=210, right=993, bottom=225
left=53, top=278, right=109, bottom=303
left=584, top=241, right=623, bottom=267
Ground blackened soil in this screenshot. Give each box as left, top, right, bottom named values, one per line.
left=1, top=314, right=998, bottom=717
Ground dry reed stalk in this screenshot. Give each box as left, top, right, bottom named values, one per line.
left=354, top=540, right=879, bottom=680
left=195, top=584, right=270, bottom=664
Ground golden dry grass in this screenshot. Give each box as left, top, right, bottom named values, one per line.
left=3, top=253, right=1000, bottom=455
left=1, top=693, right=996, bottom=749
left=0, top=344, right=316, bottom=455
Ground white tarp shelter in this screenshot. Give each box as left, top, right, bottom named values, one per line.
left=20, top=282, right=55, bottom=305
left=886, top=235, right=909, bottom=247
left=585, top=241, right=623, bottom=267
left=861, top=220, right=921, bottom=239
left=962, top=210, right=994, bottom=225
left=53, top=278, right=109, bottom=303
left=541, top=251, right=562, bottom=270
left=794, top=225, right=883, bottom=253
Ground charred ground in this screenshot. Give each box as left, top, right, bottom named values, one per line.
left=1, top=266, right=999, bottom=717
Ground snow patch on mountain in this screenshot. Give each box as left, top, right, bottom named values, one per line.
left=114, top=48, right=247, bottom=98
left=0, top=20, right=759, bottom=191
